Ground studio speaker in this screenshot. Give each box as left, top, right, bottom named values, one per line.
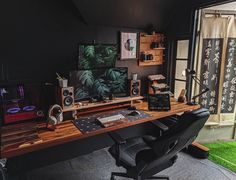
left=56, top=87, right=74, bottom=110
left=129, top=80, right=141, bottom=97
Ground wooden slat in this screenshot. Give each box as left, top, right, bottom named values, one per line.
left=192, top=142, right=209, bottom=151
left=138, top=59, right=162, bottom=66
left=63, top=96, right=144, bottom=112
left=1, top=102, right=200, bottom=158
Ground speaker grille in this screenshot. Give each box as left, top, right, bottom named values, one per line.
left=64, top=96, right=73, bottom=106
left=63, top=89, right=70, bottom=96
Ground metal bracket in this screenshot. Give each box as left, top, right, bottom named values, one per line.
left=0, top=159, right=6, bottom=168
left=0, top=158, right=7, bottom=180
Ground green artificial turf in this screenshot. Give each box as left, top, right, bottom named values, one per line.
left=204, top=141, right=236, bottom=173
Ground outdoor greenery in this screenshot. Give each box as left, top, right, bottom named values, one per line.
left=204, top=141, right=236, bottom=173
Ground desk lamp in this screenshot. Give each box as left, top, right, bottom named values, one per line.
left=182, top=69, right=209, bottom=105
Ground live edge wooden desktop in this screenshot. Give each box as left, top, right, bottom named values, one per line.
left=0, top=97, right=200, bottom=180
left=0, top=98, right=200, bottom=177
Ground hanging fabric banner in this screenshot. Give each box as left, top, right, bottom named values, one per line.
left=199, top=38, right=223, bottom=114
left=221, top=39, right=236, bottom=113
left=196, top=16, right=229, bottom=124
left=220, top=17, right=236, bottom=125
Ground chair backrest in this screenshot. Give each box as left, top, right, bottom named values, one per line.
left=143, top=108, right=210, bottom=175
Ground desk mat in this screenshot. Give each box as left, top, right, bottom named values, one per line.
left=72, top=110, right=152, bottom=134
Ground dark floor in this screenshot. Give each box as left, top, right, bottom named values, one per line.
left=9, top=148, right=236, bottom=180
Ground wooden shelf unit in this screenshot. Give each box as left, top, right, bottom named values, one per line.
left=62, top=96, right=144, bottom=118
left=138, top=33, right=165, bottom=66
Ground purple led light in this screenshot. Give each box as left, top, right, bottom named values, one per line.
left=23, top=105, right=36, bottom=111
left=18, top=85, right=24, bottom=98
left=7, top=107, right=21, bottom=114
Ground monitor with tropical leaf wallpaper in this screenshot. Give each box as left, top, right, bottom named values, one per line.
left=78, top=44, right=117, bottom=70
left=69, top=67, right=128, bottom=101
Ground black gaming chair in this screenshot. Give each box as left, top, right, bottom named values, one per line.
left=108, top=108, right=210, bottom=180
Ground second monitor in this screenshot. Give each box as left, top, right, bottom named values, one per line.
left=69, top=67, right=128, bottom=102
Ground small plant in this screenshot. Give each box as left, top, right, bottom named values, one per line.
left=56, top=72, right=66, bottom=80
left=56, top=72, right=68, bottom=87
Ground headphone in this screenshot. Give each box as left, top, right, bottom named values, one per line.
left=47, top=104, right=63, bottom=126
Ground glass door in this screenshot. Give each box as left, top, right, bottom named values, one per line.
left=173, top=40, right=189, bottom=99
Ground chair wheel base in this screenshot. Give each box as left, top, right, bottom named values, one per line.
left=110, top=176, right=116, bottom=180
left=111, top=172, right=169, bottom=180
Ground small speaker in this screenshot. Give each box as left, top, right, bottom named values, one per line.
left=56, top=87, right=74, bottom=110
left=129, top=80, right=141, bottom=97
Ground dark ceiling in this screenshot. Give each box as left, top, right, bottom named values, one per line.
left=72, top=0, right=182, bottom=31
left=72, top=0, right=231, bottom=31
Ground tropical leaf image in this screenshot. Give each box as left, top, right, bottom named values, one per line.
left=78, top=44, right=117, bottom=70
left=84, top=45, right=95, bottom=58
left=95, top=54, right=105, bottom=64
left=79, top=70, right=94, bottom=89
left=104, top=68, right=127, bottom=93
left=70, top=67, right=127, bottom=101
left=104, top=68, right=121, bottom=81
left=75, top=88, right=89, bottom=100
left=93, top=78, right=110, bottom=96
left=102, top=46, right=117, bottom=67
left=79, top=57, right=90, bottom=70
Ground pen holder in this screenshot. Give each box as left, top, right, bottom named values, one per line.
left=58, top=79, right=68, bottom=88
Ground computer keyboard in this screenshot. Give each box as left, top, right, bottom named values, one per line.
left=97, top=114, right=125, bottom=124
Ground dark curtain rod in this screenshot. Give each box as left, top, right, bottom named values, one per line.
left=203, top=9, right=236, bottom=16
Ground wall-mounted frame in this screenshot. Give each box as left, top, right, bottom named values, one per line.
left=120, top=32, right=138, bottom=60
left=77, top=43, right=118, bottom=70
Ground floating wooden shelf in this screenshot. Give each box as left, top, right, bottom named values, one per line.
left=138, top=33, right=165, bottom=66
left=152, top=47, right=165, bottom=50
left=139, top=60, right=162, bottom=66
left=143, top=34, right=158, bottom=37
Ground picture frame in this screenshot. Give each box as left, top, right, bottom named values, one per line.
left=120, top=32, right=138, bottom=60
left=77, top=43, right=118, bottom=70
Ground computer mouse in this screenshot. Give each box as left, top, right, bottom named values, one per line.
left=127, top=106, right=137, bottom=110
left=128, top=110, right=141, bottom=116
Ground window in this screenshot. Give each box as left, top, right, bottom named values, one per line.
left=173, top=40, right=189, bottom=99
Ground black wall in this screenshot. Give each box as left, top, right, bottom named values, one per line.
left=0, top=0, right=163, bottom=92
left=1, top=0, right=231, bottom=90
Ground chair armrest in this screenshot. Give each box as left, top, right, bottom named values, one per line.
left=167, top=116, right=178, bottom=123
left=151, top=121, right=169, bottom=131
left=108, top=132, right=126, bottom=145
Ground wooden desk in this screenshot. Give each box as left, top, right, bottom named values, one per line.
left=1, top=101, right=200, bottom=159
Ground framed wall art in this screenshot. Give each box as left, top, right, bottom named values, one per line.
left=120, top=32, right=138, bottom=60
left=77, top=43, right=117, bottom=70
